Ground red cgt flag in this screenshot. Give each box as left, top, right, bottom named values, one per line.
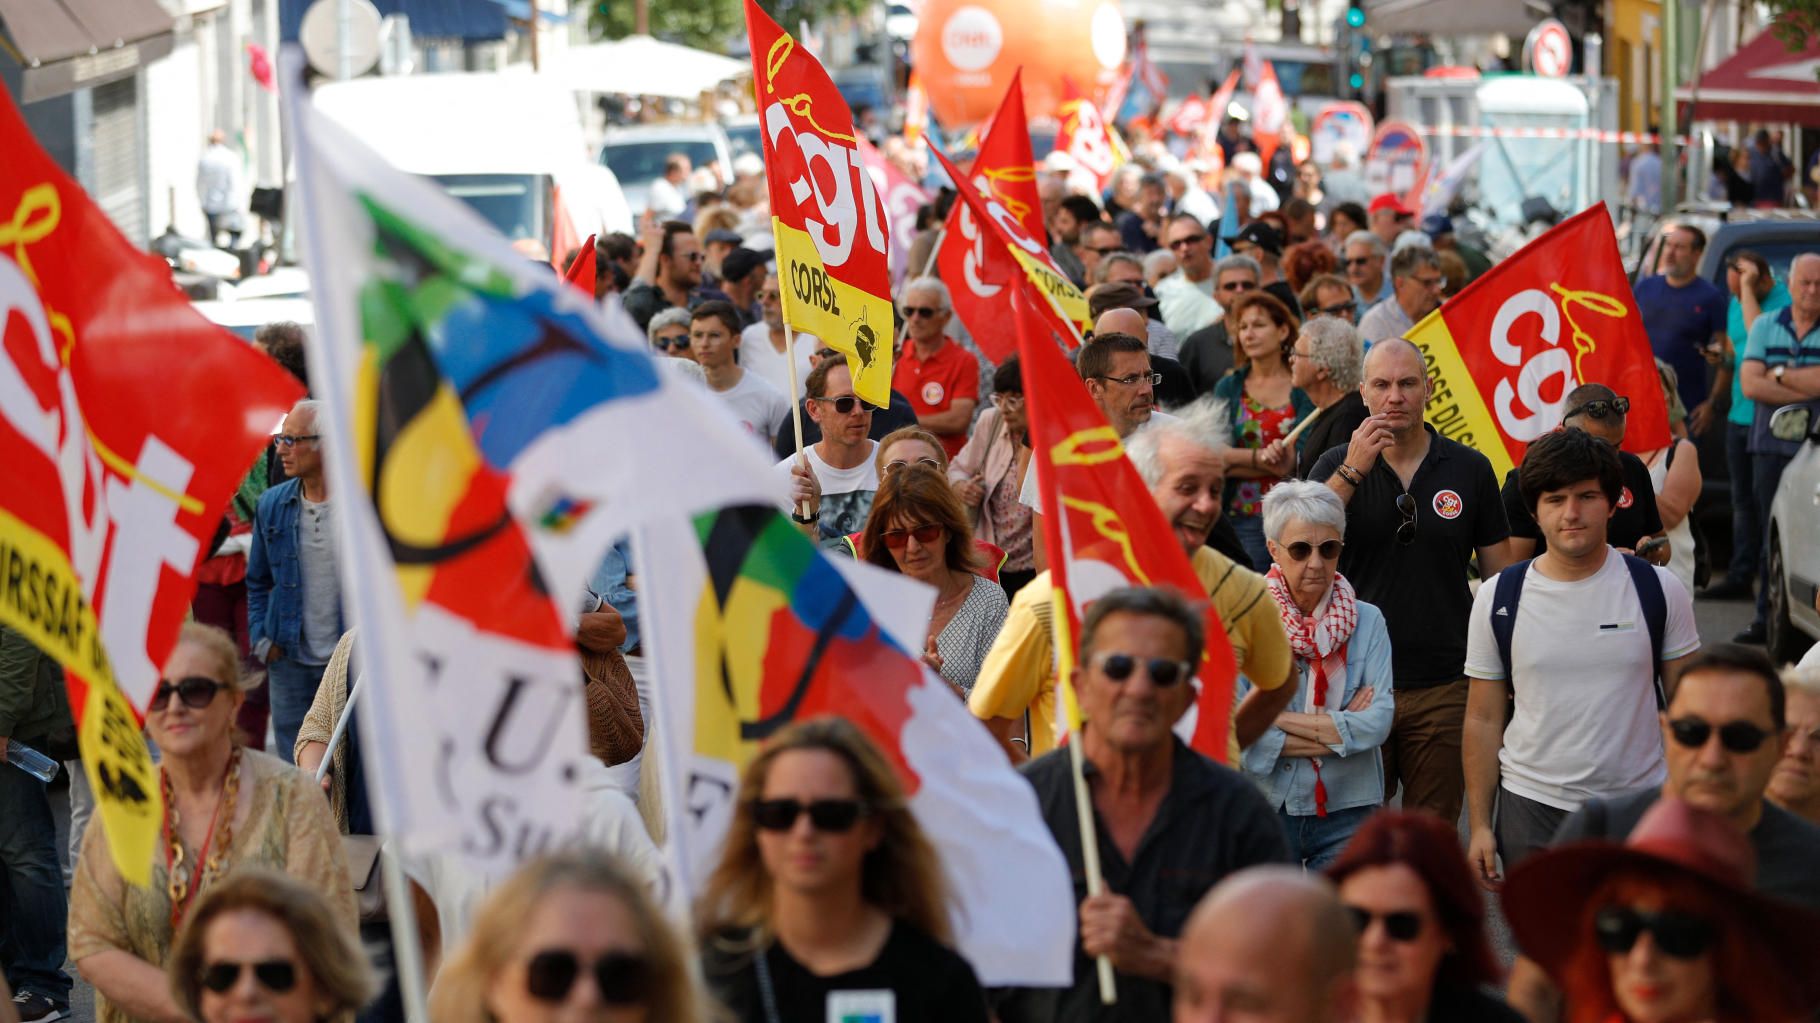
left=1404, top=205, right=1673, bottom=482
left=1055, top=75, right=1121, bottom=193
left=856, top=137, right=928, bottom=285
left=0, top=80, right=303, bottom=883
left=1013, top=288, right=1238, bottom=762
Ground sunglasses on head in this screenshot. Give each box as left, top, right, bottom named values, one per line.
left=1281, top=539, right=1344, bottom=562
left=902, top=305, right=941, bottom=318
left=751, top=797, right=869, bottom=832
left=1394, top=492, right=1418, bottom=546
left=1594, top=906, right=1716, bottom=959
left=200, top=959, right=296, bottom=994
left=1564, top=397, right=1630, bottom=421
left=812, top=395, right=870, bottom=415
left=1092, top=651, right=1194, bottom=687
left=1347, top=907, right=1424, bottom=942
left=883, top=457, right=942, bottom=477
left=653, top=335, right=691, bottom=352
left=150, top=675, right=228, bottom=712
left=1668, top=716, right=1772, bottom=753
left=525, top=949, right=650, bottom=1005
left=881, top=522, right=943, bottom=549
left=274, top=434, right=319, bottom=448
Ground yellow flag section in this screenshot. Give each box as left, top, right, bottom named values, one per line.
left=1402, top=313, right=1509, bottom=477
left=746, top=0, right=895, bottom=408
left=0, top=511, right=160, bottom=885
left=1009, top=244, right=1092, bottom=337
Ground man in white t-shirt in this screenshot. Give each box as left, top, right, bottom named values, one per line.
left=739, top=269, right=816, bottom=400
left=691, top=300, right=789, bottom=448
left=1463, top=428, right=1700, bottom=885
left=774, top=358, right=880, bottom=542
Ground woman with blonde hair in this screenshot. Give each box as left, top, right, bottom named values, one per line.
left=431, top=851, right=705, bottom=1023
left=699, top=717, right=988, bottom=1022
left=168, top=868, right=375, bottom=1023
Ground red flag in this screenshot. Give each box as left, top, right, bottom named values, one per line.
left=929, top=129, right=1088, bottom=363
left=1166, top=95, right=1211, bottom=139
left=1404, top=205, right=1673, bottom=481
left=1013, top=289, right=1238, bottom=761
left=562, top=232, right=597, bottom=295
left=1197, top=70, right=1241, bottom=166
left=0, top=80, right=303, bottom=882
left=856, top=137, right=929, bottom=284
left=1055, top=76, right=1122, bottom=193
left=745, top=0, right=895, bottom=407
left=1252, top=61, right=1290, bottom=168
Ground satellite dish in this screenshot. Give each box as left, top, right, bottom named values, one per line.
left=300, top=0, right=383, bottom=79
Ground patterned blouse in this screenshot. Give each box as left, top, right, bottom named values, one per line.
left=1229, top=392, right=1299, bottom=518
left=937, top=573, right=1011, bottom=696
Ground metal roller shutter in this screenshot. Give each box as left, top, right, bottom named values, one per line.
left=91, top=76, right=147, bottom=246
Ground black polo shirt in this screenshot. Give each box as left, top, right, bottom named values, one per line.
left=1295, top=391, right=1370, bottom=480
left=1003, top=737, right=1291, bottom=1022
left=1499, top=451, right=1663, bottom=555
left=1310, top=425, right=1510, bottom=687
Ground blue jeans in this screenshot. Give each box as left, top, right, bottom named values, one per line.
left=267, top=657, right=329, bottom=764
left=1231, top=514, right=1271, bottom=572
left=1278, top=804, right=1376, bottom=871
left=1752, top=452, right=1792, bottom=628
left=1726, top=423, right=1760, bottom=583
left=0, top=762, right=72, bottom=1003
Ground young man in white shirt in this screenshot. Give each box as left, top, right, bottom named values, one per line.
left=691, top=300, right=789, bottom=448
left=1463, top=428, right=1700, bottom=886
left=775, top=358, right=880, bottom=542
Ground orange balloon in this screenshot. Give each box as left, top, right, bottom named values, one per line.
left=910, top=0, right=1127, bottom=128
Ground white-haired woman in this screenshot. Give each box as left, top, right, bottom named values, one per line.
left=1284, top=316, right=1368, bottom=480
left=1239, top=481, right=1395, bottom=869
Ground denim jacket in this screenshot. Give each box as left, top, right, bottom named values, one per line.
left=1239, top=598, right=1395, bottom=816
left=246, top=478, right=342, bottom=661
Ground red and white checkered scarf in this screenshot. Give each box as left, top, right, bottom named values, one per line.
left=1265, top=566, right=1360, bottom=815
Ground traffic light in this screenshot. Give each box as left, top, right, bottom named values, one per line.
left=1345, top=4, right=1366, bottom=28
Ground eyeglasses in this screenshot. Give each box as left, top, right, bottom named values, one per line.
left=1594, top=906, right=1716, bottom=959
left=1668, top=716, right=1772, bottom=753
left=1411, top=274, right=1446, bottom=289
left=1086, top=245, right=1123, bottom=255
left=901, top=306, right=941, bottom=318
left=1093, top=371, right=1162, bottom=387
left=993, top=392, right=1025, bottom=407
left=150, top=676, right=228, bottom=712
left=810, top=395, right=871, bottom=415
left=1344, top=256, right=1374, bottom=267
left=1563, top=397, right=1630, bottom=421
left=653, top=335, right=691, bottom=352
left=881, top=522, right=944, bottom=548
left=814, top=347, right=841, bottom=360
left=677, top=251, right=704, bottom=263
left=1395, top=492, right=1418, bottom=546
left=1346, top=907, right=1424, bottom=942
left=525, top=949, right=651, bottom=1005
left=1092, top=652, right=1194, bottom=687
left=751, top=797, right=869, bottom=832
left=274, top=434, right=319, bottom=447
left=200, top=959, right=296, bottom=994
left=1219, top=280, right=1258, bottom=293
left=1320, top=303, right=1356, bottom=318
left=1168, top=235, right=1208, bottom=249
left=1281, top=539, right=1344, bottom=562
left=882, top=457, right=942, bottom=477
left=760, top=290, right=781, bottom=301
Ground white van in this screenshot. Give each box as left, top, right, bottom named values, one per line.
left=312, top=71, right=633, bottom=255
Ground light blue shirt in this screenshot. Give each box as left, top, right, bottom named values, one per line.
left=587, top=540, right=640, bottom=653
left=1728, top=281, right=1790, bottom=428
left=1239, top=598, right=1395, bottom=816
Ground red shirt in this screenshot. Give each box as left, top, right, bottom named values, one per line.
left=892, top=336, right=979, bottom=457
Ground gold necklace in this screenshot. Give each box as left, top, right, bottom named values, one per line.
left=164, top=745, right=242, bottom=933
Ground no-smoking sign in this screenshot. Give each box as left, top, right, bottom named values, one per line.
left=1524, top=18, right=1572, bottom=78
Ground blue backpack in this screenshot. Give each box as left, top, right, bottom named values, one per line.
left=1488, top=554, right=1669, bottom=710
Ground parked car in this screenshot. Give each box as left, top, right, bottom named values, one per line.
left=1766, top=403, right=1820, bottom=663
left=193, top=296, right=315, bottom=343
left=599, top=122, right=732, bottom=218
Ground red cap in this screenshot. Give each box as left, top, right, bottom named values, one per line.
left=1368, top=193, right=1415, bottom=217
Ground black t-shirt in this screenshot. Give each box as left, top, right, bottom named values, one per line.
left=771, top=389, right=921, bottom=460
left=1177, top=321, right=1233, bottom=398
left=1295, top=391, right=1370, bottom=480
left=1310, top=425, right=1511, bottom=686
left=1500, top=451, right=1663, bottom=554
left=703, top=921, right=990, bottom=1023
left=1551, top=787, right=1820, bottom=910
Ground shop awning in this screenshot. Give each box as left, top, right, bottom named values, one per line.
left=279, top=0, right=542, bottom=44
left=1676, top=23, right=1820, bottom=125
left=1361, top=0, right=1552, bottom=38
left=0, top=0, right=175, bottom=101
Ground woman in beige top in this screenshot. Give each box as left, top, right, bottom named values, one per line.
left=68, top=622, right=353, bottom=1023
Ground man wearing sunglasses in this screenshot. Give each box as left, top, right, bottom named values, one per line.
left=1074, top=221, right=1125, bottom=285
left=890, top=277, right=979, bottom=459
left=1341, top=232, right=1392, bottom=311
left=774, top=358, right=881, bottom=542
left=0, top=625, right=76, bottom=1023
left=1051, top=194, right=1105, bottom=288
left=624, top=220, right=717, bottom=332
left=1356, top=246, right=1444, bottom=348
left=1507, top=644, right=1820, bottom=1021
left=1310, top=339, right=1511, bottom=829
left=247, top=399, right=344, bottom=765
left=1008, top=587, right=1291, bottom=1022
left=1177, top=255, right=1264, bottom=397
left=1464, top=429, right=1700, bottom=890
left=1156, top=214, right=1223, bottom=337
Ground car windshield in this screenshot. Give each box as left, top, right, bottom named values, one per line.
left=1475, top=126, right=1581, bottom=229
left=434, top=173, right=547, bottom=243
left=601, top=139, right=722, bottom=183
left=1712, top=240, right=1815, bottom=287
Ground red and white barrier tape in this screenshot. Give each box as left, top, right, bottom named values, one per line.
left=1412, top=124, right=1690, bottom=144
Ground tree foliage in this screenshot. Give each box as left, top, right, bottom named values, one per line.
left=588, top=0, right=866, bottom=51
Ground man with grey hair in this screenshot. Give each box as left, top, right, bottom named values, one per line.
left=890, top=276, right=978, bottom=458
left=1357, top=246, right=1445, bottom=346
left=1174, top=866, right=1359, bottom=1023
left=1094, top=251, right=1147, bottom=287
left=249, top=398, right=344, bottom=763
left=1770, top=664, right=1820, bottom=823
left=1143, top=248, right=1179, bottom=288
left=1177, top=254, right=1263, bottom=396
left=1343, top=230, right=1392, bottom=310
left=1289, top=317, right=1369, bottom=479
left=972, top=397, right=1297, bottom=766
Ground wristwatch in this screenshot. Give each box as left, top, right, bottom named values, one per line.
left=1775, top=364, right=1788, bottom=383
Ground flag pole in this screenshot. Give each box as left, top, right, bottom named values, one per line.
left=313, top=669, right=364, bottom=784
left=785, top=320, right=812, bottom=520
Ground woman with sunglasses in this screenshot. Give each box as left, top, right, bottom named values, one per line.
left=71, top=622, right=355, bottom=1023
left=699, top=718, right=988, bottom=1023
left=1240, top=482, right=1393, bottom=867
left=431, top=851, right=706, bottom=1023
left=645, top=307, right=695, bottom=361
left=1506, top=797, right=1820, bottom=1023
left=167, top=869, right=375, bottom=1023
left=1212, top=291, right=1313, bottom=570
left=855, top=463, right=1008, bottom=696
left=1326, top=811, right=1525, bottom=1023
